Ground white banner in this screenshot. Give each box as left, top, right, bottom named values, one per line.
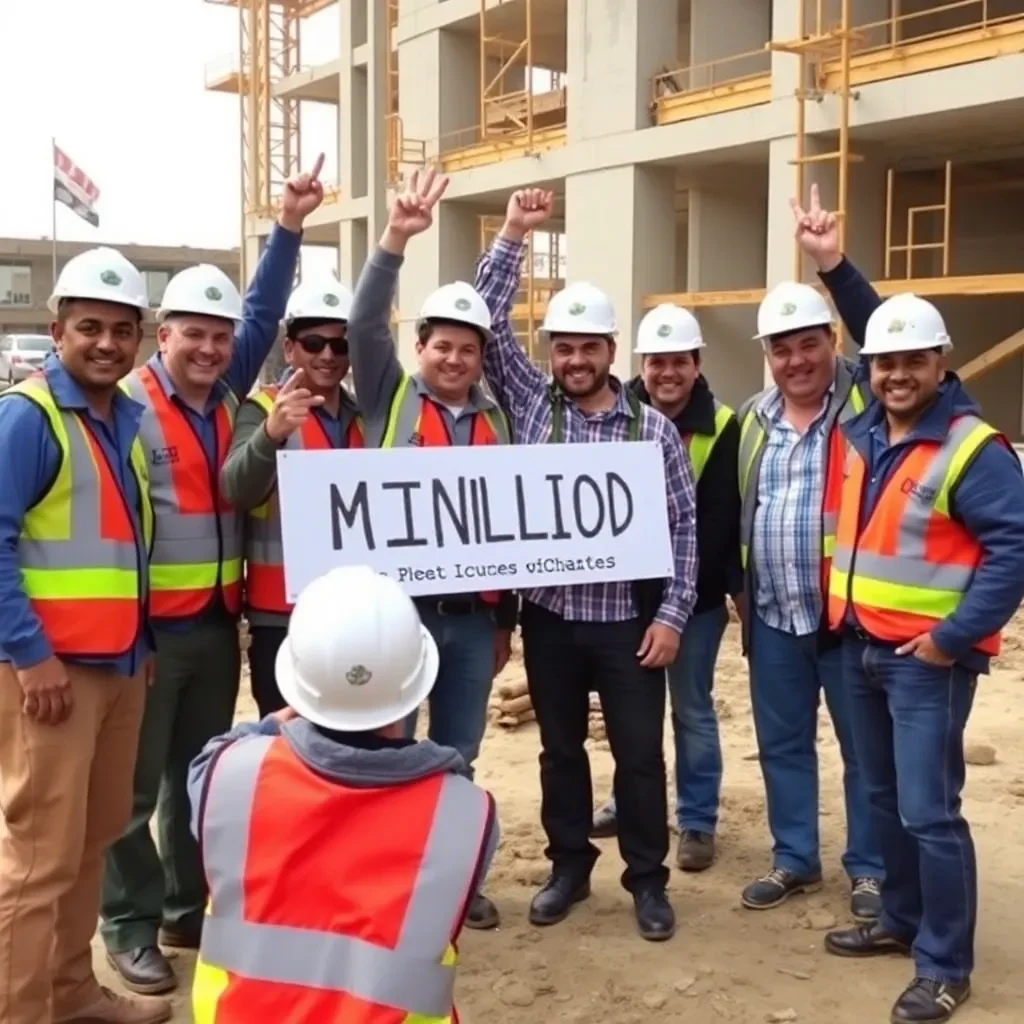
left=276, top=442, right=673, bottom=600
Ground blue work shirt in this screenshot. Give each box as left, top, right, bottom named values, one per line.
left=153, top=222, right=302, bottom=634
left=0, top=354, right=152, bottom=676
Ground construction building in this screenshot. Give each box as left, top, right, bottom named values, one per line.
left=205, top=0, right=1024, bottom=439
left=0, top=236, right=240, bottom=363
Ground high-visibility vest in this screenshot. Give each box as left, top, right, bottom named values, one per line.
left=827, top=413, right=1006, bottom=656
left=683, top=399, right=735, bottom=483
left=122, top=365, right=242, bottom=619
left=244, top=385, right=365, bottom=615
left=192, top=733, right=494, bottom=1024
left=738, top=380, right=867, bottom=596
left=3, top=375, right=153, bottom=658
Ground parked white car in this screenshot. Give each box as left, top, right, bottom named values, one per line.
left=0, top=334, right=54, bottom=385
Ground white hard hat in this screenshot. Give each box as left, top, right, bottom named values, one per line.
left=275, top=565, right=439, bottom=732
left=285, top=277, right=354, bottom=325
left=48, top=247, right=148, bottom=315
left=862, top=293, right=952, bottom=356
left=754, top=282, right=833, bottom=341
left=635, top=304, right=704, bottom=355
left=540, top=282, right=617, bottom=338
left=418, top=281, right=492, bottom=339
left=156, top=264, right=243, bottom=324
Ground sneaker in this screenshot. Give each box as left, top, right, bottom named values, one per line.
left=676, top=829, right=715, bottom=872
left=891, top=977, right=970, bottom=1023
left=741, top=867, right=822, bottom=910
left=53, top=986, right=172, bottom=1024
left=850, top=876, right=882, bottom=922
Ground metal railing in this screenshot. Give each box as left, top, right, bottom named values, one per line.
left=652, top=46, right=772, bottom=104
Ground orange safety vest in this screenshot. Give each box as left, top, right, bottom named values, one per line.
left=123, top=365, right=242, bottom=619
left=245, top=385, right=364, bottom=615
left=192, top=734, right=494, bottom=1024
left=4, top=375, right=153, bottom=658
left=828, top=413, right=1006, bottom=656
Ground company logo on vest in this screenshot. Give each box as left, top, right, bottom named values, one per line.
left=151, top=445, right=180, bottom=467
left=900, top=476, right=937, bottom=503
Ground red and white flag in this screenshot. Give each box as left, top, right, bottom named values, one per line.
left=53, top=144, right=100, bottom=228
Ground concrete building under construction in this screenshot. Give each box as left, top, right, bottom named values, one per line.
left=205, top=0, right=1024, bottom=439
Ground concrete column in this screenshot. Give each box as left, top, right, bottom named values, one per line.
left=564, top=165, right=676, bottom=381
left=565, top=0, right=677, bottom=143
left=689, top=0, right=771, bottom=89
left=440, top=31, right=478, bottom=149
left=339, top=219, right=368, bottom=289
left=770, top=0, right=803, bottom=100
left=365, top=0, right=389, bottom=245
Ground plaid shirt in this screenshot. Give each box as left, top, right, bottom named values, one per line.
left=750, top=384, right=834, bottom=636
left=474, top=236, right=698, bottom=632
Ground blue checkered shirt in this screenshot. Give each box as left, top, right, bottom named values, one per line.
left=474, top=236, right=698, bottom=632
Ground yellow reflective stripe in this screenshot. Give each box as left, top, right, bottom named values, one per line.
left=191, top=957, right=230, bottom=1024
left=250, top=390, right=275, bottom=416
left=934, top=422, right=997, bottom=518
left=822, top=534, right=835, bottom=558
left=738, top=410, right=765, bottom=496
left=381, top=375, right=413, bottom=448
left=151, top=562, right=220, bottom=590
left=829, top=568, right=962, bottom=618
left=849, top=383, right=866, bottom=414
left=740, top=543, right=749, bottom=570
left=221, top=557, right=243, bottom=585
left=128, top=438, right=154, bottom=550
left=21, top=567, right=141, bottom=599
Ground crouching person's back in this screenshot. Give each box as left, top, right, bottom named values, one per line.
left=187, top=565, right=498, bottom=1023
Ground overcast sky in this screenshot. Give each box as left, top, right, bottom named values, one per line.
left=0, top=0, right=339, bottom=274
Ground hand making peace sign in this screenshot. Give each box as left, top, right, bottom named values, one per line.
left=790, top=182, right=842, bottom=272
left=387, top=166, right=451, bottom=240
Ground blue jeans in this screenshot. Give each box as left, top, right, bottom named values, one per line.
left=748, top=613, right=882, bottom=880
left=603, top=605, right=727, bottom=833
left=404, top=606, right=496, bottom=779
left=842, top=638, right=977, bottom=984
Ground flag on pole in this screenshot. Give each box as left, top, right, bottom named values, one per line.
left=53, top=144, right=100, bottom=227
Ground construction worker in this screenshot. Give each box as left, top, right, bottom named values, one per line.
left=101, top=159, right=325, bottom=995
left=220, top=277, right=363, bottom=716
left=735, top=183, right=884, bottom=923
left=473, top=188, right=698, bottom=941
left=0, top=249, right=171, bottom=1023
left=345, top=167, right=518, bottom=931
left=188, top=564, right=498, bottom=1024
left=591, top=303, right=741, bottom=872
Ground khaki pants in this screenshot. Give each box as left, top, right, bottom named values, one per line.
left=0, top=662, right=146, bottom=1024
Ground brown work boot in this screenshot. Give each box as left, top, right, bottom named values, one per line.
left=53, top=986, right=172, bottom=1024
left=676, top=829, right=715, bottom=872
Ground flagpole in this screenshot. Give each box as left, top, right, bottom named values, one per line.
left=51, top=138, right=58, bottom=283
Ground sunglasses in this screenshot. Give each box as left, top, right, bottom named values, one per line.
left=296, top=334, right=348, bottom=356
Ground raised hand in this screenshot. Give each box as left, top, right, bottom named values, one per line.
left=280, top=153, right=326, bottom=231
left=503, top=188, right=555, bottom=240
left=264, top=369, right=325, bottom=443
left=789, top=182, right=841, bottom=272
left=383, top=167, right=450, bottom=249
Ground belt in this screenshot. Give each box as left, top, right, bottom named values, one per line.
left=416, top=597, right=485, bottom=617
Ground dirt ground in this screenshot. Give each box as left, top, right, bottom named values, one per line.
left=93, top=613, right=1024, bottom=1023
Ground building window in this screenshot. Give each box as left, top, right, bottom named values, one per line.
left=0, top=264, right=32, bottom=307
left=143, top=269, right=172, bottom=307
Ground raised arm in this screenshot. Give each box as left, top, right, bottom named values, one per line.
left=475, top=190, right=554, bottom=415
left=347, top=167, right=450, bottom=426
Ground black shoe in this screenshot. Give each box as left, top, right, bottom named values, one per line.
left=633, top=888, right=676, bottom=942
left=463, top=892, right=500, bottom=930
left=850, top=876, right=883, bottom=922
left=529, top=874, right=590, bottom=926
left=158, top=923, right=202, bottom=950
left=105, top=946, right=177, bottom=995
left=825, top=921, right=912, bottom=958
left=741, top=867, right=822, bottom=910
left=891, top=978, right=971, bottom=1023
left=590, top=803, right=617, bottom=839
left=676, top=829, right=715, bottom=872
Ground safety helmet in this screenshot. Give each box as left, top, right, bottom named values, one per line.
left=285, top=277, right=354, bottom=326
left=634, top=304, right=704, bottom=355
left=47, top=247, right=148, bottom=315
left=540, top=281, right=617, bottom=338
left=156, top=264, right=243, bottom=324
left=418, top=281, right=492, bottom=339
left=754, top=282, right=833, bottom=341
left=862, top=293, right=952, bottom=356
left=274, top=565, right=439, bottom=732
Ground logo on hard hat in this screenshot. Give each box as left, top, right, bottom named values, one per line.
left=454, top=297, right=472, bottom=312
left=656, top=324, right=672, bottom=338
left=568, top=302, right=586, bottom=316
left=346, top=664, right=372, bottom=687
left=205, top=286, right=223, bottom=302
left=779, top=302, right=797, bottom=316
left=100, top=270, right=122, bottom=287
left=323, top=293, right=340, bottom=307
left=887, top=318, right=906, bottom=333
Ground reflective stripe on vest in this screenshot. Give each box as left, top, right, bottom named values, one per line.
left=827, top=413, right=1004, bottom=655
left=380, top=375, right=510, bottom=449
left=122, top=366, right=241, bottom=619
left=192, top=734, right=492, bottom=1023
left=244, top=387, right=365, bottom=615
left=3, top=375, right=152, bottom=658
left=684, top=399, right=734, bottom=483
left=738, top=384, right=866, bottom=587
